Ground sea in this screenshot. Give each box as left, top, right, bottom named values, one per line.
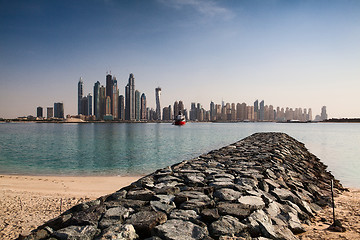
left=0, top=122, right=359, bottom=188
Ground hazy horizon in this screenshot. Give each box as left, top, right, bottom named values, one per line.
left=1, top=0, right=360, bottom=119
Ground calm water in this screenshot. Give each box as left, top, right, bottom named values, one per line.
left=0, top=122, right=359, bottom=187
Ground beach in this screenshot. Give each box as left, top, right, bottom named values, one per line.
left=1, top=175, right=360, bottom=239
left=0, top=175, right=142, bottom=239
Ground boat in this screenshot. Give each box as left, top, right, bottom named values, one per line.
left=174, top=111, right=186, bottom=126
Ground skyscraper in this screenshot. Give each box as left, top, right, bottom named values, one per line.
left=94, top=81, right=101, bottom=120
left=112, top=78, right=119, bottom=119
left=259, top=100, right=265, bottom=121
left=78, top=77, right=83, bottom=115
left=321, top=106, right=328, bottom=121
left=174, top=101, right=179, bottom=117
left=135, top=90, right=140, bottom=121
left=141, top=93, right=147, bottom=121
left=210, top=101, right=215, bottom=121
left=37, top=107, right=43, bottom=118
left=99, top=85, right=106, bottom=119
left=155, top=87, right=161, bottom=120
left=119, top=95, right=125, bottom=120
left=254, top=99, right=259, bottom=121
left=54, top=102, right=64, bottom=119
left=125, top=73, right=135, bottom=121
left=87, top=93, right=92, bottom=116
left=47, top=107, right=53, bottom=119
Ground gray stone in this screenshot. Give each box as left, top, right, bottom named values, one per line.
left=154, top=194, right=175, bottom=204
left=97, top=224, right=138, bottom=240
left=246, top=210, right=277, bottom=239
left=200, top=208, right=220, bottom=222
left=209, top=215, right=247, bottom=237
left=127, top=189, right=155, bottom=201
left=52, top=225, right=99, bottom=240
left=169, top=209, right=199, bottom=221
left=155, top=219, right=209, bottom=240
left=214, top=188, right=242, bottom=201
left=103, top=206, right=132, bottom=221
left=217, top=203, right=251, bottom=219
left=238, top=196, right=265, bottom=210
left=126, top=210, right=167, bottom=238
left=150, top=201, right=176, bottom=214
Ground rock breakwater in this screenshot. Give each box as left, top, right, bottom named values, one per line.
left=19, top=132, right=346, bottom=240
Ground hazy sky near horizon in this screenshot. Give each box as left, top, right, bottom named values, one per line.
left=1, top=0, right=360, bottom=119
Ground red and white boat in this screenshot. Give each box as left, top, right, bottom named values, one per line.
left=174, top=112, right=186, bottom=126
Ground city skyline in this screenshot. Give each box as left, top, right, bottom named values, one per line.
left=1, top=1, right=360, bottom=119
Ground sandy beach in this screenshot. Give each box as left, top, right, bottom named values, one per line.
left=1, top=175, right=359, bottom=239
left=0, top=174, right=142, bottom=239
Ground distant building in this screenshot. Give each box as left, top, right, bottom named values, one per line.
left=112, top=78, right=119, bottom=119
left=78, top=77, right=83, bottom=115
left=155, top=87, right=161, bottom=120
left=125, top=73, right=135, bottom=121
left=321, top=106, right=328, bottom=121
left=119, top=95, right=125, bottom=120
left=87, top=93, right=92, bottom=116
left=47, top=107, right=53, bottom=119
left=106, top=73, right=113, bottom=107
left=37, top=107, right=43, bottom=118
left=140, top=93, right=147, bottom=121
left=94, top=81, right=101, bottom=120
left=259, top=100, right=265, bottom=121
left=105, top=96, right=112, bottom=117
left=54, top=102, right=64, bottom=119
left=135, top=90, right=140, bottom=121
left=99, top=85, right=106, bottom=119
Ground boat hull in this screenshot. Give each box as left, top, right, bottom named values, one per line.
left=174, top=120, right=186, bottom=126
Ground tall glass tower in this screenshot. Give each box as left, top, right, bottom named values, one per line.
left=94, top=81, right=100, bottom=120
left=78, top=77, right=83, bottom=115
left=125, top=73, right=135, bottom=121
left=155, top=87, right=161, bottom=120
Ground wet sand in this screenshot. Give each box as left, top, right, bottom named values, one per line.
left=1, top=175, right=359, bottom=239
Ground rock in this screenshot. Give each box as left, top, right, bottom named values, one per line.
left=97, top=224, right=138, bottom=240
left=155, top=219, right=209, bottom=240
left=238, top=196, right=265, bottom=210
left=209, top=215, right=247, bottom=237
left=245, top=210, right=277, bottom=239
left=217, top=203, right=251, bottom=219
left=127, top=189, right=155, bottom=201
left=52, top=225, right=99, bottom=240
left=150, top=201, right=176, bottom=214
left=169, top=209, right=199, bottom=221
left=126, top=210, right=167, bottom=238
left=103, top=206, right=132, bottom=221
left=214, top=188, right=242, bottom=201
left=200, top=208, right=220, bottom=222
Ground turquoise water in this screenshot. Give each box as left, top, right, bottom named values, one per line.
left=0, top=122, right=359, bottom=187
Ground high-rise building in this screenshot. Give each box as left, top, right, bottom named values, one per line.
left=37, top=107, right=43, bottom=118
left=259, top=100, right=265, bottom=121
left=78, top=77, right=83, bottom=115
left=155, top=87, right=161, bottom=120
left=174, top=101, right=179, bottom=117
left=210, top=101, right=215, bottom=121
left=87, top=94, right=92, bottom=116
left=135, top=90, right=140, bottom=121
left=99, top=85, right=106, bottom=119
left=125, top=73, right=135, bottom=121
left=254, top=99, right=259, bottom=121
left=54, top=102, right=64, bottom=119
left=105, top=96, right=111, bottom=116
left=119, top=95, right=125, bottom=120
left=321, top=106, right=328, bottom=121
left=308, top=108, right=313, bottom=121
left=47, top=107, right=53, bottom=119
left=94, top=81, right=101, bottom=120
left=106, top=73, right=113, bottom=99
left=140, top=93, right=147, bottom=121
left=190, top=102, right=196, bottom=121
left=112, top=78, right=119, bottom=119
left=178, top=101, right=184, bottom=114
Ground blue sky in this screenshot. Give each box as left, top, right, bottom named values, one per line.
left=1, top=0, right=360, bottom=118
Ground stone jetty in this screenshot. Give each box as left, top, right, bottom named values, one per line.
left=19, top=132, right=346, bottom=240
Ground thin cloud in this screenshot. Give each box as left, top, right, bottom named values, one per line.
left=158, top=0, right=234, bottom=19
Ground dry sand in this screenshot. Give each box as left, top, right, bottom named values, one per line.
left=1, top=175, right=359, bottom=240
left=0, top=174, right=142, bottom=239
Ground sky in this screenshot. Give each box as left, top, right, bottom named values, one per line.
left=0, top=0, right=360, bottom=119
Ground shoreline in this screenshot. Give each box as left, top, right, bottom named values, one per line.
left=0, top=174, right=143, bottom=239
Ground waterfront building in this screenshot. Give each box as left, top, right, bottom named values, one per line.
left=54, top=102, right=64, bottom=119
left=183, top=109, right=188, bottom=120
left=178, top=101, right=184, bottom=114
left=190, top=102, right=196, bottom=121
left=105, top=96, right=112, bottom=116
left=125, top=73, right=135, bottom=121
left=254, top=100, right=259, bottom=121
left=94, top=81, right=101, bottom=120
left=308, top=108, right=313, bottom=121
left=155, top=87, right=161, bottom=120
left=47, top=107, right=53, bottom=119
left=269, top=105, right=274, bottom=121
left=87, top=94, right=92, bottom=116
left=259, top=100, right=265, bottom=121
left=231, top=103, right=236, bottom=121
left=99, top=85, right=106, bottom=120
left=140, top=93, right=147, bottom=121
left=37, top=107, right=43, bottom=118
left=321, top=106, right=328, bottom=121
left=119, top=95, right=125, bottom=120
left=210, top=101, right=215, bottom=121
left=112, top=78, right=119, bottom=119
left=174, top=101, right=179, bottom=117
left=78, top=77, right=83, bottom=115
left=135, top=90, right=140, bottom=121
left=162, top=106, right=171, bottom=121
left=106, top=73, right=113, bottom=101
